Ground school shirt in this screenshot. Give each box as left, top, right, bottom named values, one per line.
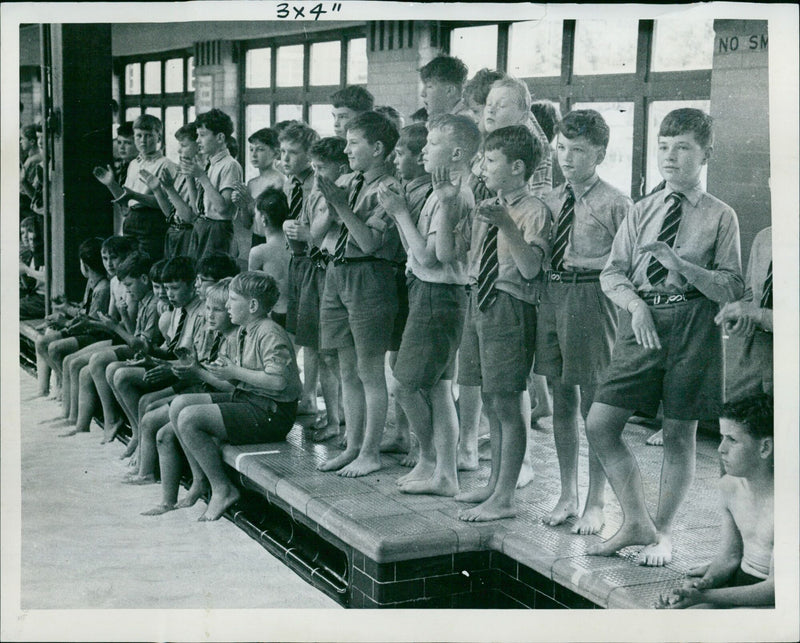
left=132, top=291, right=161, bottom=346
left=198, top=149, right=242, bottom=221
left=283, top=167, right=316, bottom=254
left=171, top=173, right=197, bottom=224
left=600, top=182, right=744, bottom=311
left=165, top=295, right=204, bottom=351
left=406, top=180, right=474, bottom=285
left=231, top=316, right=303, bottom=403
left=466, top=185, right=551, bottom=305
left=403, top=173, right=434, bottom=225
left=743, top=227, right=772, bottom=312
left=301, top=186, right=329, bottom=255
left=82, top=274, right=111, bottom=318
left=121, top=153, right=177, bottom=209
left=540, top=175, right=633, bottom=271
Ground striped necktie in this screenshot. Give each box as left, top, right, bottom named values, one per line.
left=289, top=177, right=303, bottom=220
left=208, top=331, right=223, bottom=362
left=760, top=261, right=773, bottom=309
left=237, top=327, right=247, bottom=365
left=476, top=224, right=499, bottom=312
left=166, top=307, right=187, bottom=353
left=333, top=172, right=365, bottom=262
left=550, top=185, right=575, bottom=271
left=646, top=192, right=684, bottom=286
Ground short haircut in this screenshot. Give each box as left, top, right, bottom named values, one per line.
left=160, top=255, right=196, bottom=283
left=115, top=251, right=153, bottom=281
left=230, top=271, right=280, bottom=315
left=248, top=127, right=279, bottom=150
left=78, top=237, right=106, bottom=275
left=531, top=100, right=562, bottom=144
left=22, top=124, right=38, bottom=143
left=149, top=258, right=168, bottom=284
left=346, top=111, right=399, bottom=158
left=196, top=253, right=240, bottom=281
left=374, top=105, right=405, bottom=131
left=117, top=121, right=134, bottom=139
left=420, top=55, right=469, bottom=87
left=489, top=77, right=532, bottom=113
left=20, top=215, right=42, bottom=235
left=175, top=121, right=198, bottom=142
left=310, top=137, right=348, bottom=166
left=255, top=187, right=290, bottom=230
left=557, top=109, right=610, bottom=149
left=659, top=108, right=714, bottom=148
left=721, top=394, right=773, bottom=440
left=133, top=114, right=163, bottom=137
left=463, top=68, right=506, bottom=107
left=101, top=235, right=138, bottom=258
left=398, top=123, right=428, bottom=156
left=205, top=276, right=232, bottom=308
left=331, top=85, right=375, bottom=112
left=196, top=108, right=234, bottom=138
left=428, top=114, right=481, bottom=162
left=273, top=120, right=298, bottom=137
left=410, top=107, right=428, bottom=123
left=484, top=125, right=541, bottom=181
left=278, top=122, right=319, bottom=151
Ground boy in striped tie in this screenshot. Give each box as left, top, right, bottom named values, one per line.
left=456, top=125, right=550, bottom=521
left=536, top=110, right=633, bottom=535
left=586, top=108, right=744, bottom=565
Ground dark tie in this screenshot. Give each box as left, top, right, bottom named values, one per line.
left=333, top=172, right=365, bottom=262
left=208, top=331, right=222, bottom=361
left=289, top=177, right=303, bottom=220
left=477, top=224, right=499, bottom=312
left=760, top=261, right=773, bottom=309
left=237, top=327, right=247, bottom=365
left=196, top=179, right=205, bottom=217
left=646, top=192, right=684, bottom=286
left=166, top=307, right=187, bottom=353
left=550, top=185, right=575, bottom=271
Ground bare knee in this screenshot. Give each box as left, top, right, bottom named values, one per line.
left=156, top=424, right=177, bottom=448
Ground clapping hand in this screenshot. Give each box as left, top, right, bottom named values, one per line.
left=316, top=176, right=349, bottom=211
left=376, top=183, right=408, bottom=220
left=139, top=168, right=161, bottom=192
left=92, top=165, right=115, bottom=186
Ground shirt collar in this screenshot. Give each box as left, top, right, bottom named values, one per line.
left=138, top=291, right=154, bottom=309
left=291, top=166, right=314, bottom=184
left=499, top=184, right=530, bottom=206
left=136, top=151, right=163, bottom=163
left=363, top=166, right=386, bottom=185
left=665, top=181, right=703, bottom=207
left=568, top=173, right=600, bottom=200
left=405, top=174, right=432, bottom=191
left=208, top=148, right=230, bottom=165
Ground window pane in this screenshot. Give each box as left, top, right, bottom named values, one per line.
left=309, top=104, right=335, bottom=138
left=571, top=102, right=635, bottom=196
left=276, top=104, right=303, bottom=123
left=164, top=106, right=184, bottom=162
left=246, top=48, right=271, bottom=88
left=346, top=38, right=368, bottom=85
left=187, top=56, right=195, bottom=91
left=125, top=63, right=141, bottom=96
left=143, top=61, right=162, bottom=94
left=646, top=100, right=711, bottom=193
left=574, top=20, right=638, bottom=75
left=145, top=106, right=162, bottom=119
left=652, top=19, right=714, bottom=71
left=187, top=105, right=196, bottom=123
left=449, top=25, right=498, bottom=76
left=276, top=45, right=304, bottom=88
left=310, top=41, right=341, bottom=86
left=508, top=20, right=562, bottom=78
left=124, top=106, right=141, bottom=123
left=245, top=104, right=272, bottom=181
left=164, top=58, right=183, bottom=93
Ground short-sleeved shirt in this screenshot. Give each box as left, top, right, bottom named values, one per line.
left=83, top=274, right=111, bottom=318
left=743, top=227, right=772, bottom=306
left=540, top=175, right=632, bottom=271
left=199, top=149, right=242, bottom=221
left=600, top=182, right=744, bottom=311
left=123, top=153, right=177, bottom=209
left=466, top=185, right=551, bottom=305
left=406, top=179, right=474, bottom=285
left=166, top=295, right=204, bottom=350
left=231, top=317, right=302, bottom=403
left=133, top=291, right=161, bottom=345
left=403, top=174, right=434, bottom=225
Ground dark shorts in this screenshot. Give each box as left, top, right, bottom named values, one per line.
left=295, top=260, right=327, bottom=348
left=393, top=276, right=467, bottom=389
left=594, top=297, right=723, bottom=421
left=320, top=260, right=398, bottom=355
left=123, top=207, right=168, bottom=261
left=534, top=279, right=618, bottom=386
left=725, top=329, right=773, bottom=402
left=286, top=255, right=312, bottom=338
left=457, top=289, right=537, bottom=394
left=20, top=293, right=45, bottom=320
left=388, top=266, right=410, bottom=352
left=209, top=389, right=298, bottom=445
left=727, top=567, right=765, bottom=587
left=164, top=225, right=194, bottom=260
left=188, top=217, right=234, bottom=263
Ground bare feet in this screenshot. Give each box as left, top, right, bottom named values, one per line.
left=456, top=445, right=479, bottom=471
left=58, top=428, right=88, bottom=438
left=454, top=484, right=493, bottom=504
left=198, top=485, right=241, bottom=521
left=141, top=503, right=176, bottom=516
left=637, top=532, right=673, bottom=566
left=571, top=505, right=605, bottom=535
left=542, top=496, right=579, bottom=526
left=318, top=448, right=358, bottom=472
left=380, top=429, right=410, bottom=454
left=175, top=484, right=209, bottom=509
left=458, top=496, right=516, bottom=522
left=337, top=433, right=347, bottom=449
left=121, top=438, right=138, bottom=459
left=399, top=443, right=419, bottom=468
left=516, top=458, right=534, bottom=489
left=122, top=474, right=156, bottom=486
left=646, top=429, right=664, bottom=446
left=337, top=454, right=381, bottom=478
left=398, top=476, right=458, bottom=497
left=296, top=400, right=318, bottom=417
left=101, top=418, right=124, bottom=444
left=396, top=459, right=434, bottom=485
left=477, top=435, right=492, bottom=461
left=586, top=521, right=658, bottom=557
left=309, top=424, right=339, bottom=443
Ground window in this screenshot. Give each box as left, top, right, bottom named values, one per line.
left=310, top=41, right=340, bottom=86
left=449, top=25, right=498, bottom=74
left=573, top=20, right=639, bottom=75
left=164, top=58, right=183, bottom=93
left=508, top=20, right=562, bottom=78
left=572, top=102, right=635, bottom=195
left=652, top=19, right=714, bottom=71
left=276, top=45, right=304, bottom=87
left=309, top=104, right=335, bottom=137
left=143, top=61, right=161, bottom=94
left=346, top=38, right=367, bottom=85
left=246, top=48, right=271, bottom=88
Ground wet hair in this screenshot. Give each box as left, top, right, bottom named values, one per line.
left=410, top=107, right=428, bottom=123
left=310, top=137, right=348, bottom=166
left=557, top=109, right=610, bottom=150
left=175, top=121, right=198, bottom=142
left=133, top=114, right=163, bottom=137
left=489, top=77, right=532, bottom=113
left=255, top=187, right=290, bottom=230
left=160, top=255, right=196, bottom=284
left=278, top=122, right=320, bottom=151
left=331, top=85, right=375, bottom=113
left=205, top=276, right=232, bottom=309
left=721, top=394, right=773, bottom=440
left=117, top=121, right=134, bottom=139
left=149, top=258, right=168, bottom=284
left=484, top=125, right=541, bottom=181
left=78, top=237, right=106, bottom=275
left=428, top=114, right=481, bottom=162
left=659, top=108, right=714, bottom=148
left=346, top=111, right=399, bottom=159
left=196, top=108, right=234, bottom=138
left=375, top=105, right=405, bottom=132
left=531, top=100, right=562, bottom=144
left=22, top=125, right=38, bottom=144
left=230, top=271, right=280, bottom=315
left=398, top=123, right=428, bottom=157
left=196, top=253, right=240, bottom=281
left=101, top=235, right=138, bottom=259
left=420, top=55, right=469, bottom=87
left=115, top=251, right=153, bottom=281
left=248, top=127, right=279, bottom=151
left=463, top=68, right=506, bottom=107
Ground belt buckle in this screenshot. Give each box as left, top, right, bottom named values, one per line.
left=652, top=293, right=662, bottom=306
left=668, top=293, right=686, bottom=304
left=549, top=271, right=561, bottom=282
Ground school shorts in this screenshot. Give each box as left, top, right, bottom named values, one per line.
left=164, top=225, right=194, bottom=260
left=188, top=217, right=234, bottom=262
left=725, top=329, right=773, bottom=402
left=457, top=289, right=537, bottom=394
left=209, top=389, right=298, bottom=445
left=123, top=206, right=168, bottom=261
left=594, top=296, right=723, bottom=421
left=393, top=276, right=467, bottom=389
left=534, top=279, right=618, bottom=386
left=388, top=266, right=410, bottom=352
left=320, top=260, right=398, bottom=355
left=286, top=255, right=313, bottom=339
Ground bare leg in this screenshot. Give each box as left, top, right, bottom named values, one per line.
left=310, top=350, right=341, bottom=442
left=572, top=384, right=607, bottom=535
left=319, top=346, right=364, bottom=472
left=543, top=380, right=581, bottom=526
left=129, top=404, right=170, bottom=483
left=517, top=389, right=534, bottom=488
left=47, top=336, right=79, bottom=389
left=381, top=352, right=411, bottom=454
left=89, top=348, right=126, bottom=440
left=456, top=392, right=501, bottom=505
left=529, top=371, right=553, bottom=425
left=35, top=331, right=59, bottom=396
left=141, top=423, right=182, bottom=515
left=298, top=347, right=320, bottom=415
left=456, top=383, right=482, bottom=471
left=67, top=365, right=99, bottom=436
left=394, top=385, right=434, bottom=485
left=168, top=394, right=213, bottom=506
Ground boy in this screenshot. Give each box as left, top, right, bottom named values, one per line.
left=536, top=110, right=632, bottom=534
left=94, top=114, right=177, bottom=260
left=378, top=114, right=480, bottom=496
left=169, top=272, right=302, bottom=521
left=314, top=111, right=403, bottom=476
left=658, top=394, right=773, bottom=608
left=585, top=108, right=744, bottom=565
left=455, top=125, right=549, bottom=521
left=331, top=85, right=374, bottom=138
left=186, top=109, right=243, bottom=262
left=419, top=55, right=474, bottom=121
